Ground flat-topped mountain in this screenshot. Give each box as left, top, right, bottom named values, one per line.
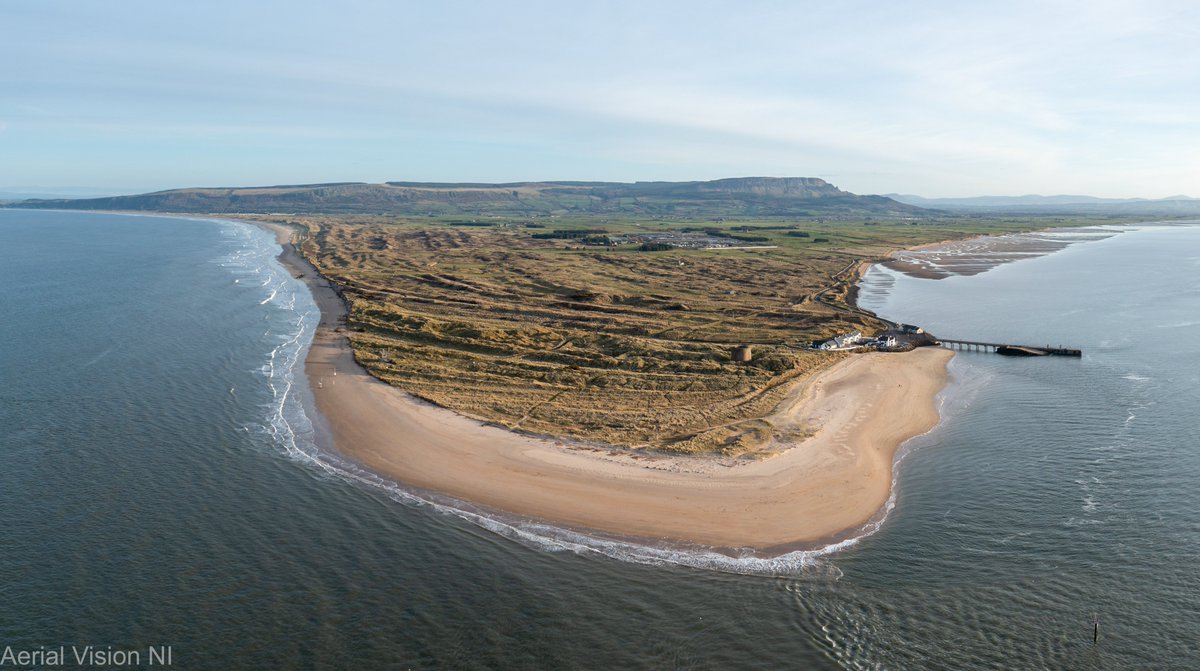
left=9, top=178, right=927, bottom=217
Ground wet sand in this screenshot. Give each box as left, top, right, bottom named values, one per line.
left=259, top=222, right=953, bottom=552
left=884, top=227, right=1120, bottom=279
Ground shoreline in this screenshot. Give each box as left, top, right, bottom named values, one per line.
left=253, top=220, right=953, bottom=553
left=882, top=226, right=1125, bottom=280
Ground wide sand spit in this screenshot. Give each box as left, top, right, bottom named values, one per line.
left=260, top=222, right=952, bottom=554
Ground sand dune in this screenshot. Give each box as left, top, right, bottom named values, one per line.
left=262, top=222, right=952, bottom=552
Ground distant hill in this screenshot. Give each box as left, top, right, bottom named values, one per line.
left=7, top=178, right=929, bottom=217
left=0, top=188, right=124, bottom=202
left=888, top=193, right=1200, bottom=215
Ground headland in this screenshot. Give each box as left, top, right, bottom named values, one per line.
left=257, top=221, right=952, bottom=552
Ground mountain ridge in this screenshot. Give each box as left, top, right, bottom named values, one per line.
left=888, top=192, right=1200, bottom=210
left=7, top=177, right=928, bottom=217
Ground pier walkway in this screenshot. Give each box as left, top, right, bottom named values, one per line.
left=938, top=339, right=1082, bottom=357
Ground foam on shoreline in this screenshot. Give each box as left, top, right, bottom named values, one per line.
left=884, top=226, right=1125, bottom=279
left=236, top=218, right=953, bottom=573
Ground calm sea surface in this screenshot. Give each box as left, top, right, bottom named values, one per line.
left=2, top=210, right=1197, bottom=669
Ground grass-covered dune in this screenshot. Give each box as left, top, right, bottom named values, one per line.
left=250, top=212, right=1096, bottom=454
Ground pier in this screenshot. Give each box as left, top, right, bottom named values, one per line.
left=938, top=339, right=1082, bottom=357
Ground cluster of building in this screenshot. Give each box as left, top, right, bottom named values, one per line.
left=607, top=232, right=776, bottom=249
left=811, top=330, right=899, bottom=351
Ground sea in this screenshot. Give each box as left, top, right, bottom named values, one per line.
left=1, top=209, right=1197, bottom=670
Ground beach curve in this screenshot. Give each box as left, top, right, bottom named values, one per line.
left=258, top=221, right=952, bottom=553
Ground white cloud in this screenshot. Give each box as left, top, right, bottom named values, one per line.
left=5, top=0, right=1200, bottom=195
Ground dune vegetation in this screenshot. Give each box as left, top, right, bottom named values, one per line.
left=242, top=212, right=1075, bottom=454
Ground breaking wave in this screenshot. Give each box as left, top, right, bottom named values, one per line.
left=217, top=218, right=961, bottom=578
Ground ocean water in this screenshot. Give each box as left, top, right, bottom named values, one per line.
left=2, top=210, right=1198, bottom=670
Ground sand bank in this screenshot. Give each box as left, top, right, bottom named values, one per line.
left=884, top=227, right=1120, bottom=279
left=260, top=222, right=952, bottom=552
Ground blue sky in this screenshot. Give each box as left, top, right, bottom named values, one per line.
left=2, top=0, right=1197, bottom=197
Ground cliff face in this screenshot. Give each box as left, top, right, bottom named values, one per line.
left=9, top=177, right=927, bottom=216
left=692, top=177, right=845, bottom=197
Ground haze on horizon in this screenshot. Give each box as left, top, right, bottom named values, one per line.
left=2, top=0, right=1197, bottom=199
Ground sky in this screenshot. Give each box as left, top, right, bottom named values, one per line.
left=1, top=0, right=1198, bottom=198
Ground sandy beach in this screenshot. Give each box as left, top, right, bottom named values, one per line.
left=260, top=222, right=953, bottom=552
left=884, top=227, right=1121, bottom=279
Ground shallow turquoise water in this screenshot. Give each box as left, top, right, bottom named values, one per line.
left=1, top=210, right=1196, bottom=669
